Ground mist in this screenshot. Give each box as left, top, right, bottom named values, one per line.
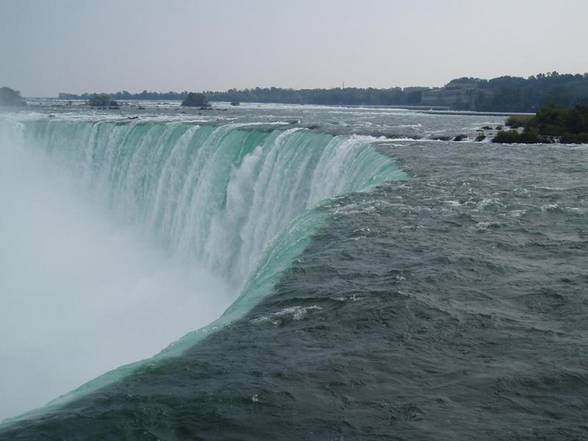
left=0, top=121, right=233, bottom=421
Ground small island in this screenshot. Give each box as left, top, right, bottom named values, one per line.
left=181, top=92, right=211, bottom=109
left=88, top=93, right=119, bottom=108
left=0, top=87, right=26, bottom=107
left=494, top=105, right=588, bottom=144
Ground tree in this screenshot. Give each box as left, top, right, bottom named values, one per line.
left=0, top=87, right=26, bottom=107
left=88, top=94, right=119, bottom=108
left=495, top=104, right=588, bottom=143
left=181, top=92, right=209, bottom=107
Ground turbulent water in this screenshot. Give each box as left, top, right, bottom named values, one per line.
left=0, top=104, right=587, bottom=440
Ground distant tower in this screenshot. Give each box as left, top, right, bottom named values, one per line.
left=342, top=82, right=345, bottom=90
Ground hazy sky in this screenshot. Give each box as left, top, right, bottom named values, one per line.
left=1, top=0, right=587, bottom=96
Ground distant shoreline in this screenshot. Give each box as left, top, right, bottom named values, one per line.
left=53, top=72, right=588, bottom=113
left=421, top=110, right=534, bottom=117
left=21, top=97, right=533, bottom=118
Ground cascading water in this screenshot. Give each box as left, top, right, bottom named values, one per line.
left=22, top=119, right=403, bottom=289
left=0, top=115, right=406, bottom=422
left=2, top=108, right=586, bottom=441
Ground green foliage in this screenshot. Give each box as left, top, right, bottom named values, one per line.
left=505, top=115, right=533, bottom=128
left=0, top=87, right=26, bottom=107
left=493, top=130, right=519, bottom=143
left=560, top=132, right=588, bottom=143
left=529, top=105, right=588, bottom=139
left=494, top=104, right=588, bottom=144
left=204, top=86, right=428, bottom=107
left=58, top=72, right=588, bottom=112
left=88, top=94, right=118, bottom=107
left=182, top=92, right=209, bottom=107
left=492, top=130, right=542, bottom=144
left=60, top=90, right=190, bottom=101
left=478, top=72, right=588, bottom=112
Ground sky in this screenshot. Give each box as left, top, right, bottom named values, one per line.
left=1, top=0, right=587, bottom=97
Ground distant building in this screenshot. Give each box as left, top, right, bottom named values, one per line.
left=421, top=78, right=494, bottom=110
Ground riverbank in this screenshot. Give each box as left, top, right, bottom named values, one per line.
left=493, top=105, right=588, bottom=144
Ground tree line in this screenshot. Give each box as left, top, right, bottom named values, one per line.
left=494, top=104, right=588, bottom=144
left=57, top=72, right=588, bottom=113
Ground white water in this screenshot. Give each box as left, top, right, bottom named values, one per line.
left=0, top=127, right=231, bottom=420
left=0, top=116, right=405, bottom=421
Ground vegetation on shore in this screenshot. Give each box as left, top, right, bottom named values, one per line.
left=88, top=94, right=119, bottom=108
left=59, top=72, right=588, bottom=112
left=181, top=92, right=209, bottom=108
left=504, top=115, right=534, bottom=128
left=0, top=87, right=26, bottom=107
left=493, top=105, right=588, bottom=144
